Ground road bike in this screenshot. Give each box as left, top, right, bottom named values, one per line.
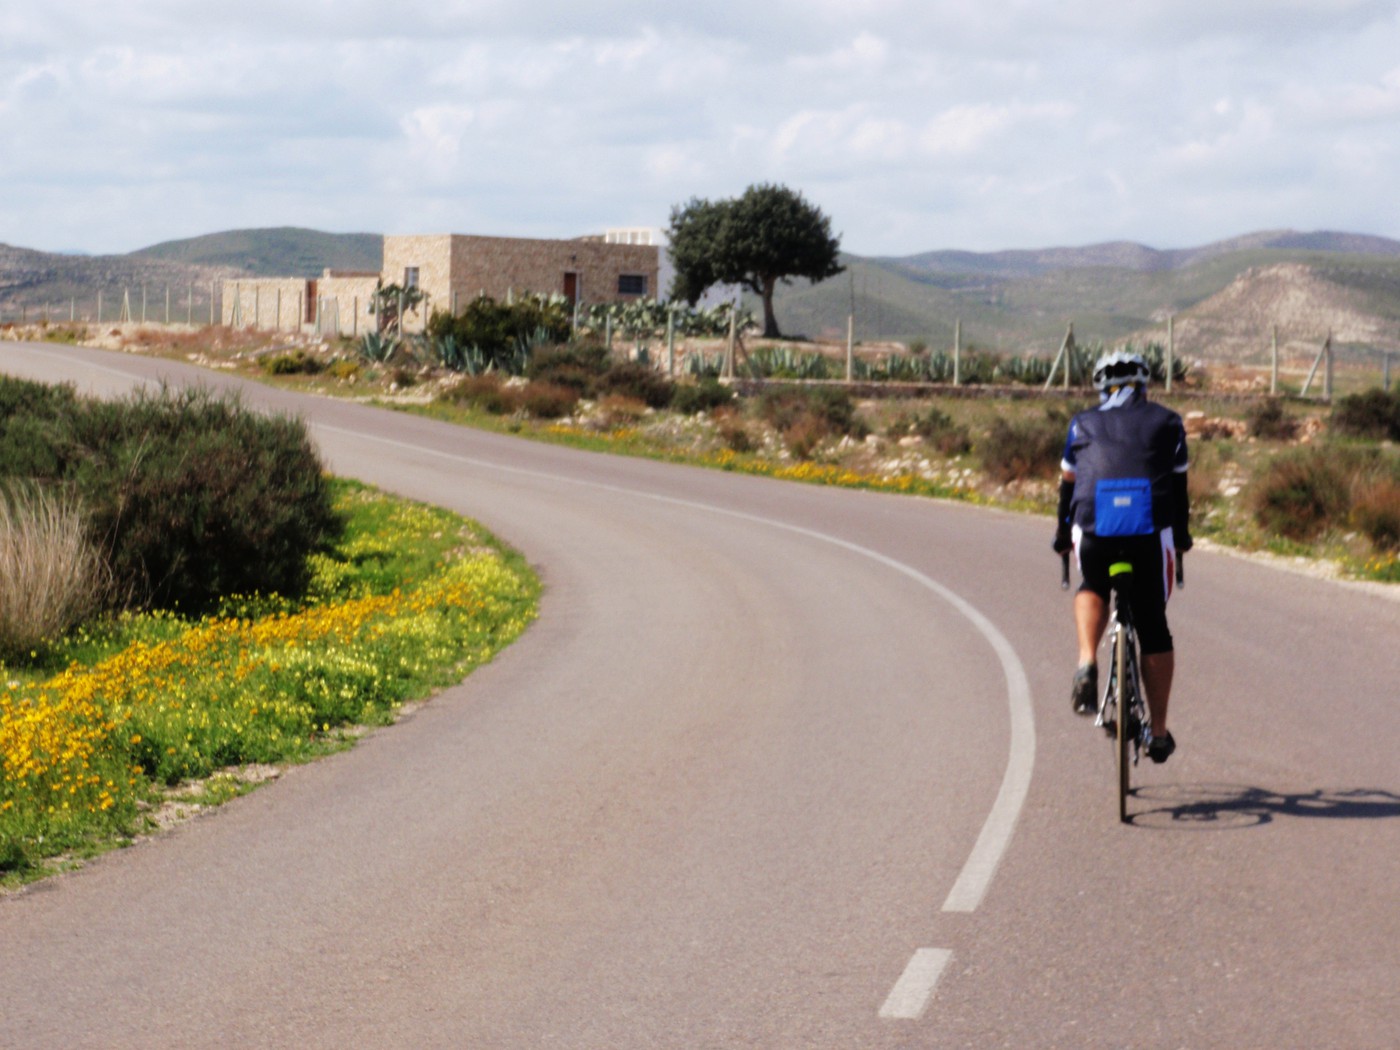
left=1062, top=551, right=1183, bottom=823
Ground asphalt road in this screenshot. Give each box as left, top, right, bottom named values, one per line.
left=1, top=341, right=1396, bottom=1048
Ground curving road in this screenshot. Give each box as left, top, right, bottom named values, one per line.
left=1, top=341, right=1396, bottom=1048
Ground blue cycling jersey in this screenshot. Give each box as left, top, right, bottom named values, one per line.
left=1061, top=388, right=1189, bottom=535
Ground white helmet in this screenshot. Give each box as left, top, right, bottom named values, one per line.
left=1092, top=350, right=1150, bottom=391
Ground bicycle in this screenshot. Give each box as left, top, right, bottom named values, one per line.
left=1061, top=550, right=1183, bottom=823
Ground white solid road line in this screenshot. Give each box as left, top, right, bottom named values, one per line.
left=879, top=949, right=954, bottom=1020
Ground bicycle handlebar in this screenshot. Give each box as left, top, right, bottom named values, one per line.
left=1058, top=548, right=1185, bottom=590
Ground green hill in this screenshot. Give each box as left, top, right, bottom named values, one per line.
left=761, top=232, right=1400, bottom=358
left=132, top=227, right=383, bottom=277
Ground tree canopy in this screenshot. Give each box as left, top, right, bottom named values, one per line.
left=667, top=183, right=843, bottom=338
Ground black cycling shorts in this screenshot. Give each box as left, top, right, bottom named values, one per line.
left=1073, top=528, right=1177, bottom=655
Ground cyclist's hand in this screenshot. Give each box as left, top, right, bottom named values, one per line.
left=1052, top=530, right=1073, bottom=555
left=1176, top=533, right=1194, bottom=553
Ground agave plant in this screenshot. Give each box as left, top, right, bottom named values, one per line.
left=357, top=331, right=400, bottom=363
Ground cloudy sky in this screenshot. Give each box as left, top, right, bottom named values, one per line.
left=3, top=1, right=1399, bottom=258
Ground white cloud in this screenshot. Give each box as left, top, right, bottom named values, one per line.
left=2, top=1, right=1400, bottom=255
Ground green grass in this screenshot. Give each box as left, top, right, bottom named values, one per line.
left=0, top=478, right=539, bottom=886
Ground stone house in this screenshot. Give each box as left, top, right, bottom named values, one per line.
left=222, top=231, right=660, bottom=334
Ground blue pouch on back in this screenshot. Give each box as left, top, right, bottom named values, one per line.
left=1095, top=478, right=1154, bottom=536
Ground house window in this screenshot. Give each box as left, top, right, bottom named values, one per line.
left=404, top=267, right=420, bottom=289
left=618, top=274, right=647, bottom=296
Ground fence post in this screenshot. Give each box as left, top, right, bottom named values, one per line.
left=953, top=318, right=962, bottom=386
left=1271, top=326, right=1279, bottom=395
left=666, top=308, right=676, bottom=377
left=1165, top=314, right=1174, bottom=393
left=1384, top=350, right=1392, bottom=392
left=1301, top=333, right=1331, bottom=399
left=210, top=282, right=216, bottom=326
left=254, top=286, right=261, bottom=330
left=97, top=290, right=103, bottom=323
left=141, top=286, right=147, bottom=324
left=1324, top=332, right=1334, bottom=401
left=845, top=314, right=854, bottom=382
left=725, top=307, right=737, bottom=379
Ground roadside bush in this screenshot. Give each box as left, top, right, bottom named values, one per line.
left=0, top=484, right=107, bottom=658
left=670, top=377, right=734, bottom=415
left=67, top=387, right=343, bottom=613
left=596, top=394, right=648, bottom=427
left=519, top=381, right=579, bottom=419
left=262, top=350, right=322, bottom=376
left=526, top=342, right=612, bottom=394
left=1331, top=388, right=1400, bottom=441
left=713, top=407, right=754, bottom=453
left=1251, top=446, right=1353, bottom=542
left=441, top=374, right=521, bottom=415
left=757, top=387, right=863, bottom=437
left=1352, top=479, right=1400, bottom=551
left=1245, top=397, right=1298, bottom=441
left=427, top=295, right=572, bottom=371
left=0, top=375, right=81, bottom=478
left=898, top=405, right=973, bottom=456
left=979, top=410, right=1066, bottom=483
left=596, top=361, right=675, bottom=409
left=0, top=378, right=342, bottom=615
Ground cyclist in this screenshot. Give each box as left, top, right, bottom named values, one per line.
left=1053, top=350, right=1192, bottom=763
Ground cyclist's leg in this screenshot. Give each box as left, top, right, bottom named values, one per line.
left=1071, top=531, right=1111, bottom=713
left=1073, top=531, right=1112, bottom=661
left=1126, top=532, right=1175, bottom=746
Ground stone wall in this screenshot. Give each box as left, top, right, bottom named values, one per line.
left=220, top=271, right=383, bottom=336
left=384, top=234, right=659, bottom=329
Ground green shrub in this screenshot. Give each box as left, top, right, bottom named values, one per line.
left=0, top=376, right=81, bottom=478
left=427, top=295, right=572, bottom=371
left=1332, top=388, right=1400, bottom=441
left=526, top=341, right=612, bottom=394
left=756, top=387, right=862, bottom=436
left=1353, top=479, right=1400, bottom=551
left=519, top=381, right=579, bottom=419
left=262, top=350, right=322, bottom=376
left=1251, top=446, right=1352, bottom=542
left=0, top=378, right=342, bottom=615
left=1245, top=397, right=1298, bottom=441
left=670, top=378, right=734, bottom=415
left=68, top=388, right=342, bottom=613
left=906, top=406, right=973, bottom=456
left=979, top=410, right=1066, bottom=483
left=596, top=361, right=675, bottom=409
left=442, top=374, right=520, bottom=414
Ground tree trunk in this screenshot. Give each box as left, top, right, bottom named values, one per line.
left=760, top=278, right=780, bottom=338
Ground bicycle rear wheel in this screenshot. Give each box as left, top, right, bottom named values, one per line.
left=1113, top=623, right=1131, bottom=823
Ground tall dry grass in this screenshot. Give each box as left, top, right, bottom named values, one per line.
left=0, top=485, right=107, bottom=657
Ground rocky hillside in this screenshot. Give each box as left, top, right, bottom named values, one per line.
left=0, top=242, right=238, bottom=318
left=1167, top=261, right=1400, bottom=362
left=0, top=228, right=382, bottom=320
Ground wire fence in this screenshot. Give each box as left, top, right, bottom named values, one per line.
left=0, top=284, right=222, bottom=328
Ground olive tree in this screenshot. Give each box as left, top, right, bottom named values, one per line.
left=667, top=183, right=843, bottom=338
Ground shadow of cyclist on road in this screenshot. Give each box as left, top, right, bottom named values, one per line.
left=1127, top=784, right=1400, bottom=830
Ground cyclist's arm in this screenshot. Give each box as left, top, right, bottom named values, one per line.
left=1172, top=470, right=1192, bottom=552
